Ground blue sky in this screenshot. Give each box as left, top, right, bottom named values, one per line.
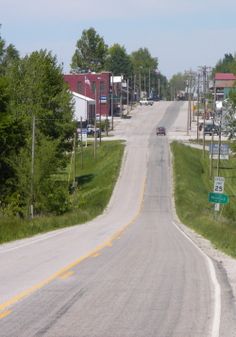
left=1, top=0, right=236, bottom=79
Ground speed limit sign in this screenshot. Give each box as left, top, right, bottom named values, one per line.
left=214, top=176, right=225, bottom=194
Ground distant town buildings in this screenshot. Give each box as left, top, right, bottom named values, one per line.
left=214, top=72, right=236, bottom=101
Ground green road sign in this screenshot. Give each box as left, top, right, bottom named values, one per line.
left=208, top=192, right=229, bottom=204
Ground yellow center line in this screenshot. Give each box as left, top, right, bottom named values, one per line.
left=0, top=310, right=12, bottom=319
left=91, top=252, right=101, bottom=258
left=58, top=270, right=75, bottom=280
left=0, top=177, right=146, bottom=313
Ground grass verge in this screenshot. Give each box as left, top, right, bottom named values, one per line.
left=171, top=141, right=236, bottom=258
left=0, top=140, right=125, bottom=244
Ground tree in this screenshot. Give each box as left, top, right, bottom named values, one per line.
left=8, top=50, right=74, bottom=148
left=130, top=48, right=158, bottom=97
left=1, top=49, right=74, bottom=216
left=105, top=44, right=133, bottom=77
left=168, top=72, right=188, bottom=100
left=0, top=29, right=19, bottom=75
left=71, top=27, right=108, bottom=73
left=213, top=53, right=236, bottom=74
left=221, top=95, right=236, bottom=140
left=130, top=48, right=158, bottom=75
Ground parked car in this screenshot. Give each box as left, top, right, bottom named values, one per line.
left=87, top=124, right=100, bottom=136
left=204, top=125, right=219, bottom=136
left=140, top=99, right=153, bottom=106
left=156, top=126, right=166, bottom=136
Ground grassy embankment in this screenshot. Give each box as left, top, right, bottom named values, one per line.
left=171, top=141, right=236, bottom=258
left=0, top=140, right=125, bottom=244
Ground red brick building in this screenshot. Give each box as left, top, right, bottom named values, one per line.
left=64, top=72, right=112, bottom=118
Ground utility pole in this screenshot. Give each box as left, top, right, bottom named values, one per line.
left=133, top=74, right=136, bottom=103
left=186, top=79, right=189, bottom=135
left=139, top=72, right=141, bottom=99
left=80, top=117, right=83, bottom=169
left=94, top=86, right=97, bottom=159
left=99, top=80, right=102, bottom=145
left=217, top=111, right=223, bottom=176
left=158, top=78, right=161, bottom=100
left=198, top=65, right=211, bottom=157
left=30, top=114, right=36, bottom=219
left=111, top=73, right=114, bottom=130
left=210, top=78, right=217, bottom=178
left=120, top=75, right=123, bottom=117
left=126, top=78, right=129, bottom=114
left=202, top=66, right=207, bottom=157
left=148, top=68, right=151, bottom=98
left=73, top=131, right=77, bottom=189
left=197, top=72, right=200, bottom=142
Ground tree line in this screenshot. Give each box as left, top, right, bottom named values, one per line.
left=71, top=27, right=169, bottom=99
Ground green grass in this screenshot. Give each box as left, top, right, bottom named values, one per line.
left=0, top=141, right=125, bottom=244
left=171, top=141, right=236, bottom=257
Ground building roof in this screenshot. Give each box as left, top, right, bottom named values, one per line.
left=215, top=73, right=236, bottom=81
left=72, top=91, right=95, bottom=103
left=71, top=91, right=95, bottom=105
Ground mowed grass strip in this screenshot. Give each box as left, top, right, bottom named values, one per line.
left=0, top=141, right=125, bottom=244
left=171, top=141, right=236, bottom=257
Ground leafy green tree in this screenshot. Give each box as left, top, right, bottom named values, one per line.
left=0, top=29, right=19, bottom=75
left=222, top=95, right=236, bottom=139
left=1, top=49, right=74, bottom=216
left=130, top=48, right=158, bottom=96
left=8, top=50, right=74, bottom=150
left=71, top=27, right=108, bottom=73
left=168, top=72, right=188, bottom=100
left=130, top=48, right=158, bottom=75
left=0, top=74, right=26, bottom=202
left=105, top=44, right=133, bottom=77
left=213, top=53, right=236, bottom=74
left=169, top=72, right=188, bottom=92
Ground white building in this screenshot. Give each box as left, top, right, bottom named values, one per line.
left=72, top=91, right=95, bottom=122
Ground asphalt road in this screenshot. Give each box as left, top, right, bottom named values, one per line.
left=0, top=102, right=236, bottom=337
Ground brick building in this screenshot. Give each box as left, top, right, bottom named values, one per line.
left=64, top=72, right=112, bottom=120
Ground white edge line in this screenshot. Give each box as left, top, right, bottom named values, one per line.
left=0, top=226, right=76, bottom=254
left=172, top=221, right=221, bottom=337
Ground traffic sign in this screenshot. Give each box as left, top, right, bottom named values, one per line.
left=214, top=176, right=225, bottom=193
left=209, top=144, right=229, bottom=160
left=208, top=192, right=229, bottom=204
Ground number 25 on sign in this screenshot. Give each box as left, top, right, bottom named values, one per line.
left=214, top=176, right=225, bottom=194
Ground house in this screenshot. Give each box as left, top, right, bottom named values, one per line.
left=214, top=73, right=236, bottom=101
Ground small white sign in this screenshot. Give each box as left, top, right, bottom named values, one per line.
left=214, top=176, right=225, bottom=194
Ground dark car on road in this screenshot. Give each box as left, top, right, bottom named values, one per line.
left=204, top=124, right=219, bottom=136
left=156, top=126, right=166, bottom=136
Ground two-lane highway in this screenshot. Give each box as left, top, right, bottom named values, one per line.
left=0, top=102, right=235, bottom=336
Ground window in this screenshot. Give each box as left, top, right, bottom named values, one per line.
left=100, top=81, right=106, bottom=95
left=77, top=81, right=84, bottom=94
left=92, top=81, right=96, bottom=94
